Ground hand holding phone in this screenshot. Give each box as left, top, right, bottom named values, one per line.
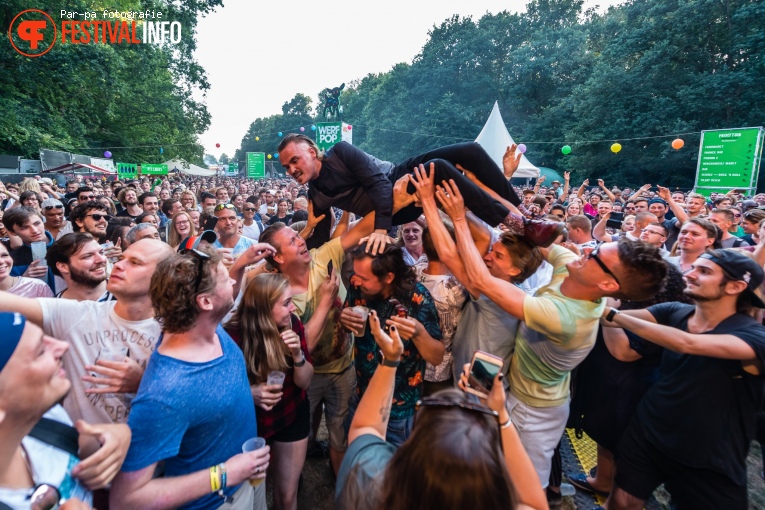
left=465, top=350, right=504, bottom=399
left=327, top=259, right=334, bottom=278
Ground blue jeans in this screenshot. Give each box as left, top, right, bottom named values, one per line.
left=344, top=393, right=415, bottom=448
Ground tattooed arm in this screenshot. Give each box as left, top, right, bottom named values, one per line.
left=348, top=310, right=405, bottom=444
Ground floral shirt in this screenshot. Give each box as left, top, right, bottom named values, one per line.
left=345, top=278, right=442, bottom=420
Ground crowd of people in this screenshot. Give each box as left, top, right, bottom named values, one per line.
left=0, top=138, right=764, bottom=510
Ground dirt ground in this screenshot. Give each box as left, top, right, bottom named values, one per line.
left=289, top=418, right=765, bottom=510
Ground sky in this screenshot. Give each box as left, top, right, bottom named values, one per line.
left=195, top=0, right=625, bottom=158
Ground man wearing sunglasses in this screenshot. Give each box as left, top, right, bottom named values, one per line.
left=437, top=182, right=667, bottom=493
left=0, top=312, right=132, bottom=509
left=41, top=198, right=73, bottom=240
left=111, top=248, right=271, bottom=510
left=76, top=187, right=97, bottom=206
left=213, top=203, right=256, bottom=257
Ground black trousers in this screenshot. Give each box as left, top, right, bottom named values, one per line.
left=389, top=142, right=521, bottom=226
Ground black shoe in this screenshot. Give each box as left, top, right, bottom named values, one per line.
left=546, top=487, right=562, bottom=508
left=306, top=439, right=329, bottom=459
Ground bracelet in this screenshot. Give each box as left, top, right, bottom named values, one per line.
left=294, top=353, right=306, bottom=367
left=605, top=307, right=619, bottom=322
left=380, top=356, right=400, bottom=368
left=499, top=417, right=513, bottom=429
left=219, top=463, right=227, bottom=490
left=209, top=465, right=221, bottom=492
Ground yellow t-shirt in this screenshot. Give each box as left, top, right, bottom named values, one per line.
left=509, top=245, right=605, bottom=407
left=291, top=238, right=353, bottom=373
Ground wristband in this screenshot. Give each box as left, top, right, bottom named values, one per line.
left=499, top=417, right=513, bottom=429
left=209, top=465, right=220, bottom=492
left=294, top=353, right=306, bottom=367
left=606, top=308, right=619, bottom=322
left=380, top=355, right=400, bottom=368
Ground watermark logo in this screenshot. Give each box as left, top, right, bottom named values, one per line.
left=8, top=9, right=56, bottom=57
left=8, top=9, right=179, bottom=57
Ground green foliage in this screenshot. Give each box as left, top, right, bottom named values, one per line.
left=235, top=0, right=765, bottom=189
left=0, top=0, right=218, bottom=165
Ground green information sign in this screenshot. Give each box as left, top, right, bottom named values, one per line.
left=247, top=152, right=265, bottom=179
left=140, top=163, right=169, bottom=176
left=116, top=162, right=137, bottom=179
left=695, top=127, right=763, bottom=195
left=228, top=163, right=238, bottom=176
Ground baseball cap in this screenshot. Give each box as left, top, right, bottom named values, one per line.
left=0, top=313, right=26, bottom=373
left=178, top=230, right=218, bottom=252
left=41, top=198, right=64, bottom=209
left=699, top=250, right=765, bottom=308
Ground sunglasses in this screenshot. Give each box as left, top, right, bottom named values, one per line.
left=86, top=213, right=111, bottom=222
left=243, top=207, right=257, bottom=212
left=587, top=242, right=621, bottom=287
left=214, top=203, right=236, bottom=212
left=552, top=213, right=565, bottom=218
left=44, top=205, right=64, bottom=211
left=80, top=195, right=96, bottom=200
left=178, top=248, right=211, bottom=294
left=415, top=397, right=499, bottom=419
left=29, top=483, right=61, bottom=510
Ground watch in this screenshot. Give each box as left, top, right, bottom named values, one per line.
left=294, top=354, right=306, bottom=367
left=606, top=307, right=619, bottom=322
left=380, top=354, right=401, bottom=368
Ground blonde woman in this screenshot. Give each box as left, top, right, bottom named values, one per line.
left=180, top=190, right=198, bottom=211
left=225, top=274, right=313, bottom=510
left=167, top=210, right=196, bottom=248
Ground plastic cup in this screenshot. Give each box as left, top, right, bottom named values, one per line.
left=351, top=306, right=370, bottom=337
left=242, top=437, right=267, bottom=487
left=267, top=371, right=285, bottom=387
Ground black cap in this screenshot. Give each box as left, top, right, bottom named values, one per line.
left=699, top=250, right=765, bottom=308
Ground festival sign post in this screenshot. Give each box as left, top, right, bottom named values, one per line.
left=116, top=162, right=137, bottom=179
left=140, top=163, right=168, bottom=176
left=247, top=152, right=265, bottom=179
left=694, top=127, right=763, bottom=196
left=316, top=122, right=352, bottom=151
left=227, top=162, right=238, bottom=176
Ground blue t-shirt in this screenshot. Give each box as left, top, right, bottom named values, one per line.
left=335, top=434, right=396, bottom=505
left=214, top=236, right=255, bottom=258
left=123, top=325, right=257, bottom=510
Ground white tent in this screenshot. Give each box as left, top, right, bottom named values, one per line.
left=475, top=102, right=540, bottom=178
left=163, top=159, right=217, bottom=177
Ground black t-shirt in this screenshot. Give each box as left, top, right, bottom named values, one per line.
left=633, top=302, right=765, bottom=485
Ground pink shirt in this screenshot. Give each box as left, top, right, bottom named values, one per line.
left=8, top=276, right=54, bottom=298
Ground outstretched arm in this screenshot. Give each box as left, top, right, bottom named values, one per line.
left=437, top=180, right=527, bottom=321
left=0, top=291, right=44, bottom=327
left=598, top=179, right=616, bottom=202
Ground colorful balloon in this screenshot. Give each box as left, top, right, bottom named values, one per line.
left=517, top=144, right=527, bottom=154
left=267, top=154, right=272, bottom=159
left=215, top=143, right=220, bottom=148
left=347, top=125, right=352, bottom=130
left=672, top=138, right=685, bottom=150
left=274, top=153, right=279, bottom=159
left=611, top=143, right=622, bottom=153
left=255, top=136, right=260, bottom=141
left=561, top=145, right=572, bottom=155
left=311, top=125, right=316, bottom=131
left=278, top=132, right=283, bottom=137
left=104, top=151, right=112, bottom=158
left=159, top=147, right=164, bottom=154
left=300, top=127, right=305, bottom=132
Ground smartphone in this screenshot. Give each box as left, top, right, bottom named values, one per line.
left=202, top=216, right=218, bottom=232
left=327, top=259, right=334, bottom=278
left=31, top=241, right=47, bottom=266
left=606, top=211, right=624, bottom=230
left=465, top=351, right=503, bottom=399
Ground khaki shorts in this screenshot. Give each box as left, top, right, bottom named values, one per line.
left=307, top=364, right=356, bottom=453
left=216, top=481, right=266, bottom=510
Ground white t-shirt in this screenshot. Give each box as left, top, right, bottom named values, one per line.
left=0, top=405, right=92, bottom=509
left=242, top=222, right=261, bottom=241
left=39, top=299, right=161, bottom=424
